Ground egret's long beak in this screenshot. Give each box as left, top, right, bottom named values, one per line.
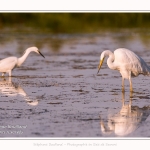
left=38, top=50, right=45, bottom=58
left=97, top=58, right=104, bottom=74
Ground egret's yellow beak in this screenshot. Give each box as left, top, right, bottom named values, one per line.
left=97, top=58, right=104, bottom=74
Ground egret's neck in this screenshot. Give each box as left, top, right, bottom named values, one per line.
left=105, top=50, right=116, bottom=70
left=17, top=50, right=31, bottom=67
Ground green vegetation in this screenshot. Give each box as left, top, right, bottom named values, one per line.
left=0, top=13, right=150, bottom=33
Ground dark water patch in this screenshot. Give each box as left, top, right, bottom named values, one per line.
left=103, top=74, right=108, bottom=76
left=113, top=76, right=120, bottom=78
left=72, top=89, right=90, bottom=94
left=105, top=107, right=109, bottom=109
left=18, top=67, right=37, bottom=71
left=72, top=101, right=80, bottom=103
left=50, top=75, right=65, bottom=78
left=27, top=100, right=38, bottom=104
left=32, top=132, right=41, bottom=136
left=72, top=65, right=87, bottom=69
left=1, top=96, right=8, bottom=97
left=134, top=91, right=146, bottom=95
left=91, top=87, right=105, bottom=92
left=97, top=74, right=104, bottom=76
left=71, top=59, right=86, bottom=63
left=81, top=91, right=90, bottom=95
left=13, top=75, right=48, bottom=79
left=78, top=118, right=100, bottom=121
left=111, top=89, right=121, bottom=92
left=138, top=96, right=150, bottom=99
left=47, top=102, right=63, bottom=104
left=72, top=75, right=83, bottom=78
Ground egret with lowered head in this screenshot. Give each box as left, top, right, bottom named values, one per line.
left=97, top=48, right=150, bottom=92
left=0, top=47, right=45, bottom=77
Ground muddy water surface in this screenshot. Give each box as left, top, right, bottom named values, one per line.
left=0, top=29, right=150, bottom=137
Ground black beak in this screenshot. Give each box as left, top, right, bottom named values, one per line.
left=38, top=51, right=45, bottom=58
left=97, top=69, right=100, bottom=75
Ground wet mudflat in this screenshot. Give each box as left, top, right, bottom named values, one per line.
left=0, top=29, right=150, bottom=137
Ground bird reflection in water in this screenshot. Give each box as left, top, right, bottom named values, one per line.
left=100, top=92, right=150, bottom=137
left=0, top=77, right=38, bottom=106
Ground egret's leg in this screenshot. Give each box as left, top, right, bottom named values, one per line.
left=122, top=77, right=125, bottom=92
left=129, top=73, right=133, bottom=92
left=122, top=90, right=125, bottom=106
left=8, top=71, right=12, bottom=77
left=129, top=92, right=132, bottom=113
left=130, top=90, right=133, bottom=98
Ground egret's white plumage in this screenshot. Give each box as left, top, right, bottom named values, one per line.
left=0, top=47, right=45, bottom=76
left=97, top=48, right=150, bottom=91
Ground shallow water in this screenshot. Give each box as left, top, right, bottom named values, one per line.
left=0, top=29, right=150, bottom=137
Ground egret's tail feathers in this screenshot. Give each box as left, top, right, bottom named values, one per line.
left=141, top=62, right=150, bottom=76
left=145, top=66, right=150, bottom=76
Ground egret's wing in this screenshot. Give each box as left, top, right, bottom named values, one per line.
left=0, top=57, right=17, bottom=72
left=114, top=48, right=150, bottom=76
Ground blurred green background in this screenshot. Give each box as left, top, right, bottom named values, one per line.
left=0, top=13, right=150, bottom=33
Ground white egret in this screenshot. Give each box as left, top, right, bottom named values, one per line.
left=97, top=48, right=150, bottom=92
left=0, top=47, right=45, bottom=76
